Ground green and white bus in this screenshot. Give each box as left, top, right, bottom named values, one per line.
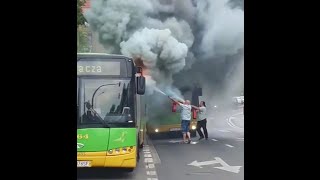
left=77, top=53, right=146, bottom=171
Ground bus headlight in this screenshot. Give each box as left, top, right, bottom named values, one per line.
left=107, top=147, right=134, bottom=155
left=155, top=129, right=159, bottom=133
left=191, top=125, right=196, bottom=130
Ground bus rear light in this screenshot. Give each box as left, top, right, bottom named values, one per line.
left=115, top=149, right=120, bottom=153
left=122, top=147, right=127, bottom=152
left=108, top=150, right=113, bottom=154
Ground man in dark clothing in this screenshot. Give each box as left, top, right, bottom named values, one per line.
left=192, top=101, right=208, bottom=140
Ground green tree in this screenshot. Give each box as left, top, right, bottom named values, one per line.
left=78, top=26, right=91, bottom=52
left=77, top=0, right=86, bottom=27
left=77, top=0, right=90, bottom=52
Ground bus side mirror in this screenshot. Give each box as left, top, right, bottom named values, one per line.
left=136, top=67, right=143, bottom=74
left=137, top=76, right=145, bottom=95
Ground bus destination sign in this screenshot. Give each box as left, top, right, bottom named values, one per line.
left=77, top=61, right=121, bottom=76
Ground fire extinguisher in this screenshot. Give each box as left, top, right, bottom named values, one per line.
left=172, top=102, right=177, bottom=112
left=192, top=109, right=197, bottom=119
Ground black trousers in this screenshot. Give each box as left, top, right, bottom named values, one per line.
left=197, top=119, right=208, bottom=138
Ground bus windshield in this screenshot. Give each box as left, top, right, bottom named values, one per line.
left=78, top=78, right=134, bottom=126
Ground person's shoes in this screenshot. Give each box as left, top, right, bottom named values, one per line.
left=205, top=137, right=208, bottom=140
left=187, top=139, right=191, bottom=144
left=198, top=137, right=204, bottom=141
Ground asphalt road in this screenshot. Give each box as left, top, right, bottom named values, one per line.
left=77, top=107, right=244, bottom=180
left=151, top=107, right=244, bottom=180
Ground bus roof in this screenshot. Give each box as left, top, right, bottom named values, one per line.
left=77, top=53, right=131, bottom=59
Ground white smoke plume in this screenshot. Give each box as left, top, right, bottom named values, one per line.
left=120, top=28, right=188, bottom=98
left=85, top=0, right=195, bottom=98
left=85, top=0, right=244, bottom=117
left=195, top=0, right=244, bottom=58
left=144, top=17, right=194, bottom=48
left=84, top=0, right=155, bottom=52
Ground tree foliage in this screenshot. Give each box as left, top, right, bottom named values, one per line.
left=77, top=0, right=86, bottom=27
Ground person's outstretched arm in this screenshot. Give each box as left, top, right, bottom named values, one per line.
left=191, top=105, right=200, bottom=110
left=168, top=96, right=184, bottom=106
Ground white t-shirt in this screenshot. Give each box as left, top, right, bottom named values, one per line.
left=198, top=106, right=207, bottom=121
left=178, top=103, right=192, bottom=121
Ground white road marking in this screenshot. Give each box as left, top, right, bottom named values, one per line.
left=214, top=157, right=241, bottom=173
left=211, top=138, right=218, bottom=141
left=146, top=171, right=157, bottom=175
left=218, top=129, right=231, bottom=133
left=225, top=144, right=234, bottom=148
left=146, top=136, right=161, bottom=164
left=144, top=158, right=154, bottom=163
left=146, top=164, right=155, bottom=169
left=188, top=157, right=242, bottom=173
left=169, top=140, right=182, bottom=143
left=144, top=154, right=152, bottom=158
left=190, top=141, right=198, bottom=144
left=227, top=112, right=244, bottom=130
left=188, top=160, right=219, bottom=168
left=236, top=137, right=244, bottom=141
left=144, top=137, right=159, bottom=180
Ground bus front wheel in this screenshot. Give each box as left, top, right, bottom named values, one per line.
left=139, top=142, right=144, bottom=149
left=137, top=136, right=141, bottom=161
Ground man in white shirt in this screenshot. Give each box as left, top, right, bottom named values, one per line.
left=192, top=101, right=208, bottom=140
left=169, top=97, right=192, bottom=144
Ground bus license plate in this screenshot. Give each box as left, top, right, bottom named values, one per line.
left=77, top=161, right=91, bottom=167
left=170, top=128, right=181, bottom=131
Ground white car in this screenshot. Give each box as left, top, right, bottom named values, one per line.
left=233, top=96, right=244, bottom=105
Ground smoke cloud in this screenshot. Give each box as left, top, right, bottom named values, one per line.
left=120, top=28, right=188, bottom=98
left=84, top=0, right=155, bottom=53
left=173, top=0, right=244, bottom=105
left=85, top=0, right=244, bottom=119
left=193, top=0, right=244, bottom=58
